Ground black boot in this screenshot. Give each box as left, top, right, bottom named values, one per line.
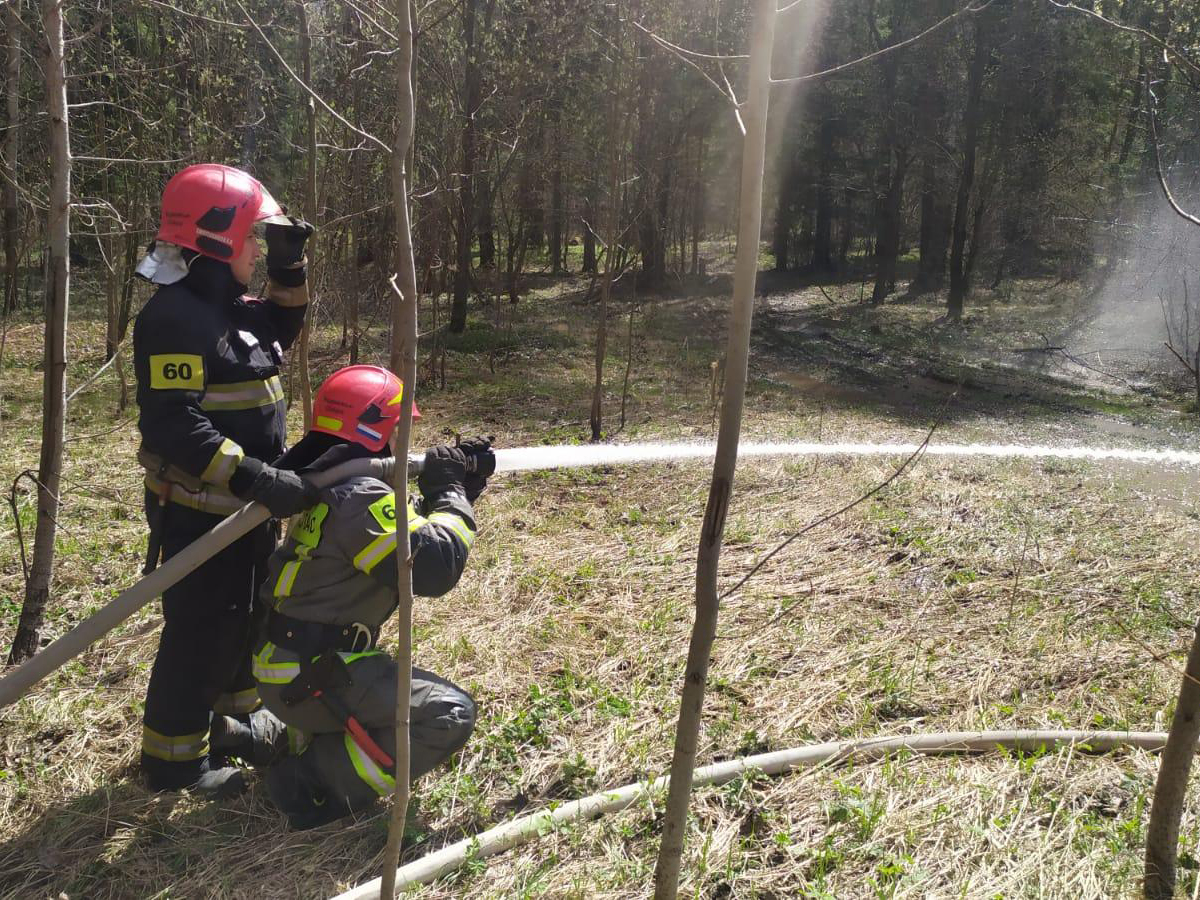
left=266, top=754, right=356, bottom=830
left=210, top=709, right=288, bottom=767
left=143, top=753, right=246, bottom=800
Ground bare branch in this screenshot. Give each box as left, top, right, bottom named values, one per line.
left=1163, top=341, right=1198, bottom=376
left=629, top=19, right=744, bottom=132
left=628, top=19, right=748, bottom=61
left=1046, top=0, right=1200, bottom=79
left=771, top=0, right=992, bottom=84
left=1145, top=76, right=1200, bottom=228
left=717, top=409, right=945, bottom=604
left=235, top=1, right=393, bottom=155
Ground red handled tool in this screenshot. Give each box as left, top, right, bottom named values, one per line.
left=280, top=650, right=395, bottom=769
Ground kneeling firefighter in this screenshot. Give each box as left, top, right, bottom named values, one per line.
left=245, top=365, right=493, bottom=829
left=133, top=164, right=319, bottom=796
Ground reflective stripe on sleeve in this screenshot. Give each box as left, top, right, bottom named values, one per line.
left=343, top=732, right=395, bottom=796
left=200, top=375, right=285, bottom=412
left=142, top=725, right=209, bottom=762
left=352, top=531, right=397, bottom=574
left=427, top=511, right=475, bottom=549
left=352, top=509, right=428, bottom=574
left=200, top=438, right=245, bottom=485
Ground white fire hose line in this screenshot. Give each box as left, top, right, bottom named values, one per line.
left=331, top=729, right=1174, bottom=899
left=491, top=441, right=1200, bottom=473
left=3, top=438, right=1198, bottom=708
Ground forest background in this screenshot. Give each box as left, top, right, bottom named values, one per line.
left=5, top=0, right=1200, bottom=897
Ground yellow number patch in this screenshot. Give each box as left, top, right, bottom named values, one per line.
left=368, top=493, right=397, bottom=533
left=149, top=353, right=204, bottom=390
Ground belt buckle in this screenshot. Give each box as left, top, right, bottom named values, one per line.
left=348, top=623, right=372, bottom=654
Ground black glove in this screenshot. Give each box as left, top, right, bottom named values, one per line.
left=457, top=436, right=495, bottom=503
left=230, top=457, right=319, bottom=517
left=417, top=444, right=469, bottom=501
left=264, top=217, right=314, bottom=287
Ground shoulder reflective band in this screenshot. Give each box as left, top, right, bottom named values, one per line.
left=148, top=353, right=205, bottom=390
left=353, top=505, right=429, bottom=574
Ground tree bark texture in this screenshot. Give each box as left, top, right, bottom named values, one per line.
left=947, top=18, right=990, bottom=320
left=1144, top=622, right=1200, bottom=899
left=10, top=0, right=71, bottom=665
left=3, top=1, right=19, bottom=315
left=590, top=5, right=623, bottom=444
left=651, top=0, right=776, bottom=894
left=550, top=105, right=564, bottom=274
left=869, top=14, right=908, bottom=305
left=296, top=0, right=317, bottom=432
left=450, top=0, right=480, bottom=334
left=380, top=0, right=420, bottom=895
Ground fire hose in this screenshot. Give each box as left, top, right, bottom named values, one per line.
left=3, top=439, right=1199, bottom=710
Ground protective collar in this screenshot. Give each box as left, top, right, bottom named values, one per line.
left=135, top=241, right=190, bottom=285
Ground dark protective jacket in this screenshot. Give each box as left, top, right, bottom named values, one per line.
left=252, top=469, right=476, bottom=687
left=133, top=257, right=307, bottom=514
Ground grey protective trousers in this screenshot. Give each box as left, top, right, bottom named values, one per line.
left=258, top=650, right=475, bottom=826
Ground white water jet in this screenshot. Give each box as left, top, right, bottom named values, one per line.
left=490, top=440, right=1200, bottom=473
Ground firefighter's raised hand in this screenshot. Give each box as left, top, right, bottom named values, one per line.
left=264, top=217, right=314, bottom=271
left=232, top=457, right=319, bottom=517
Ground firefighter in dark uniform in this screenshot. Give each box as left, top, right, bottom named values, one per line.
left=244, top=365, right=492, bottom=829
left=133, top=164, right=318, bottom=796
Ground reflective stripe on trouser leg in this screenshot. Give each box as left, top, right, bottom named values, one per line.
left=142, top=504, right=271, bottom=786
left=343, top=732, right=395, bottom=796
left=142, top=725, right=209, bottom=762
left=212, top=687, right=262, bottom=715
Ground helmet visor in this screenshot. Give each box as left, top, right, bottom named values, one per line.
left=254, top=185, right=291, bottom=225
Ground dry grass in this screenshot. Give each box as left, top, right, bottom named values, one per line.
left=3, top=274, right=1200, bottom=898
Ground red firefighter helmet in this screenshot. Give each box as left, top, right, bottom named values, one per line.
left=311, top=365, right=420, bottom=452
left=155, top=163, right=291, bottom=261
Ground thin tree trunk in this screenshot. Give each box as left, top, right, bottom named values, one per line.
left=550, top=106, right=564, bottom=274
left=1145, top=621, right=1200, bottom=899
left=450, top=0, right=480, bottom=334
left=296, top=1, right=317, bottom=431
left=379, top=0, right=419, bottom=894
left=10, top=0, right=71, bottom=665
left=242, top=61, right=261, bottom=171
left=582, top=176, right=598, bottom=274
left=3, top=0, right=19, bottom=315
left=590, top=6, right=623, bottom=443
left=651, top=0, right=776, bottom=894
left=691, top=137, right=705, bottom=275
left=947, top=19, right=989, bottom=320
